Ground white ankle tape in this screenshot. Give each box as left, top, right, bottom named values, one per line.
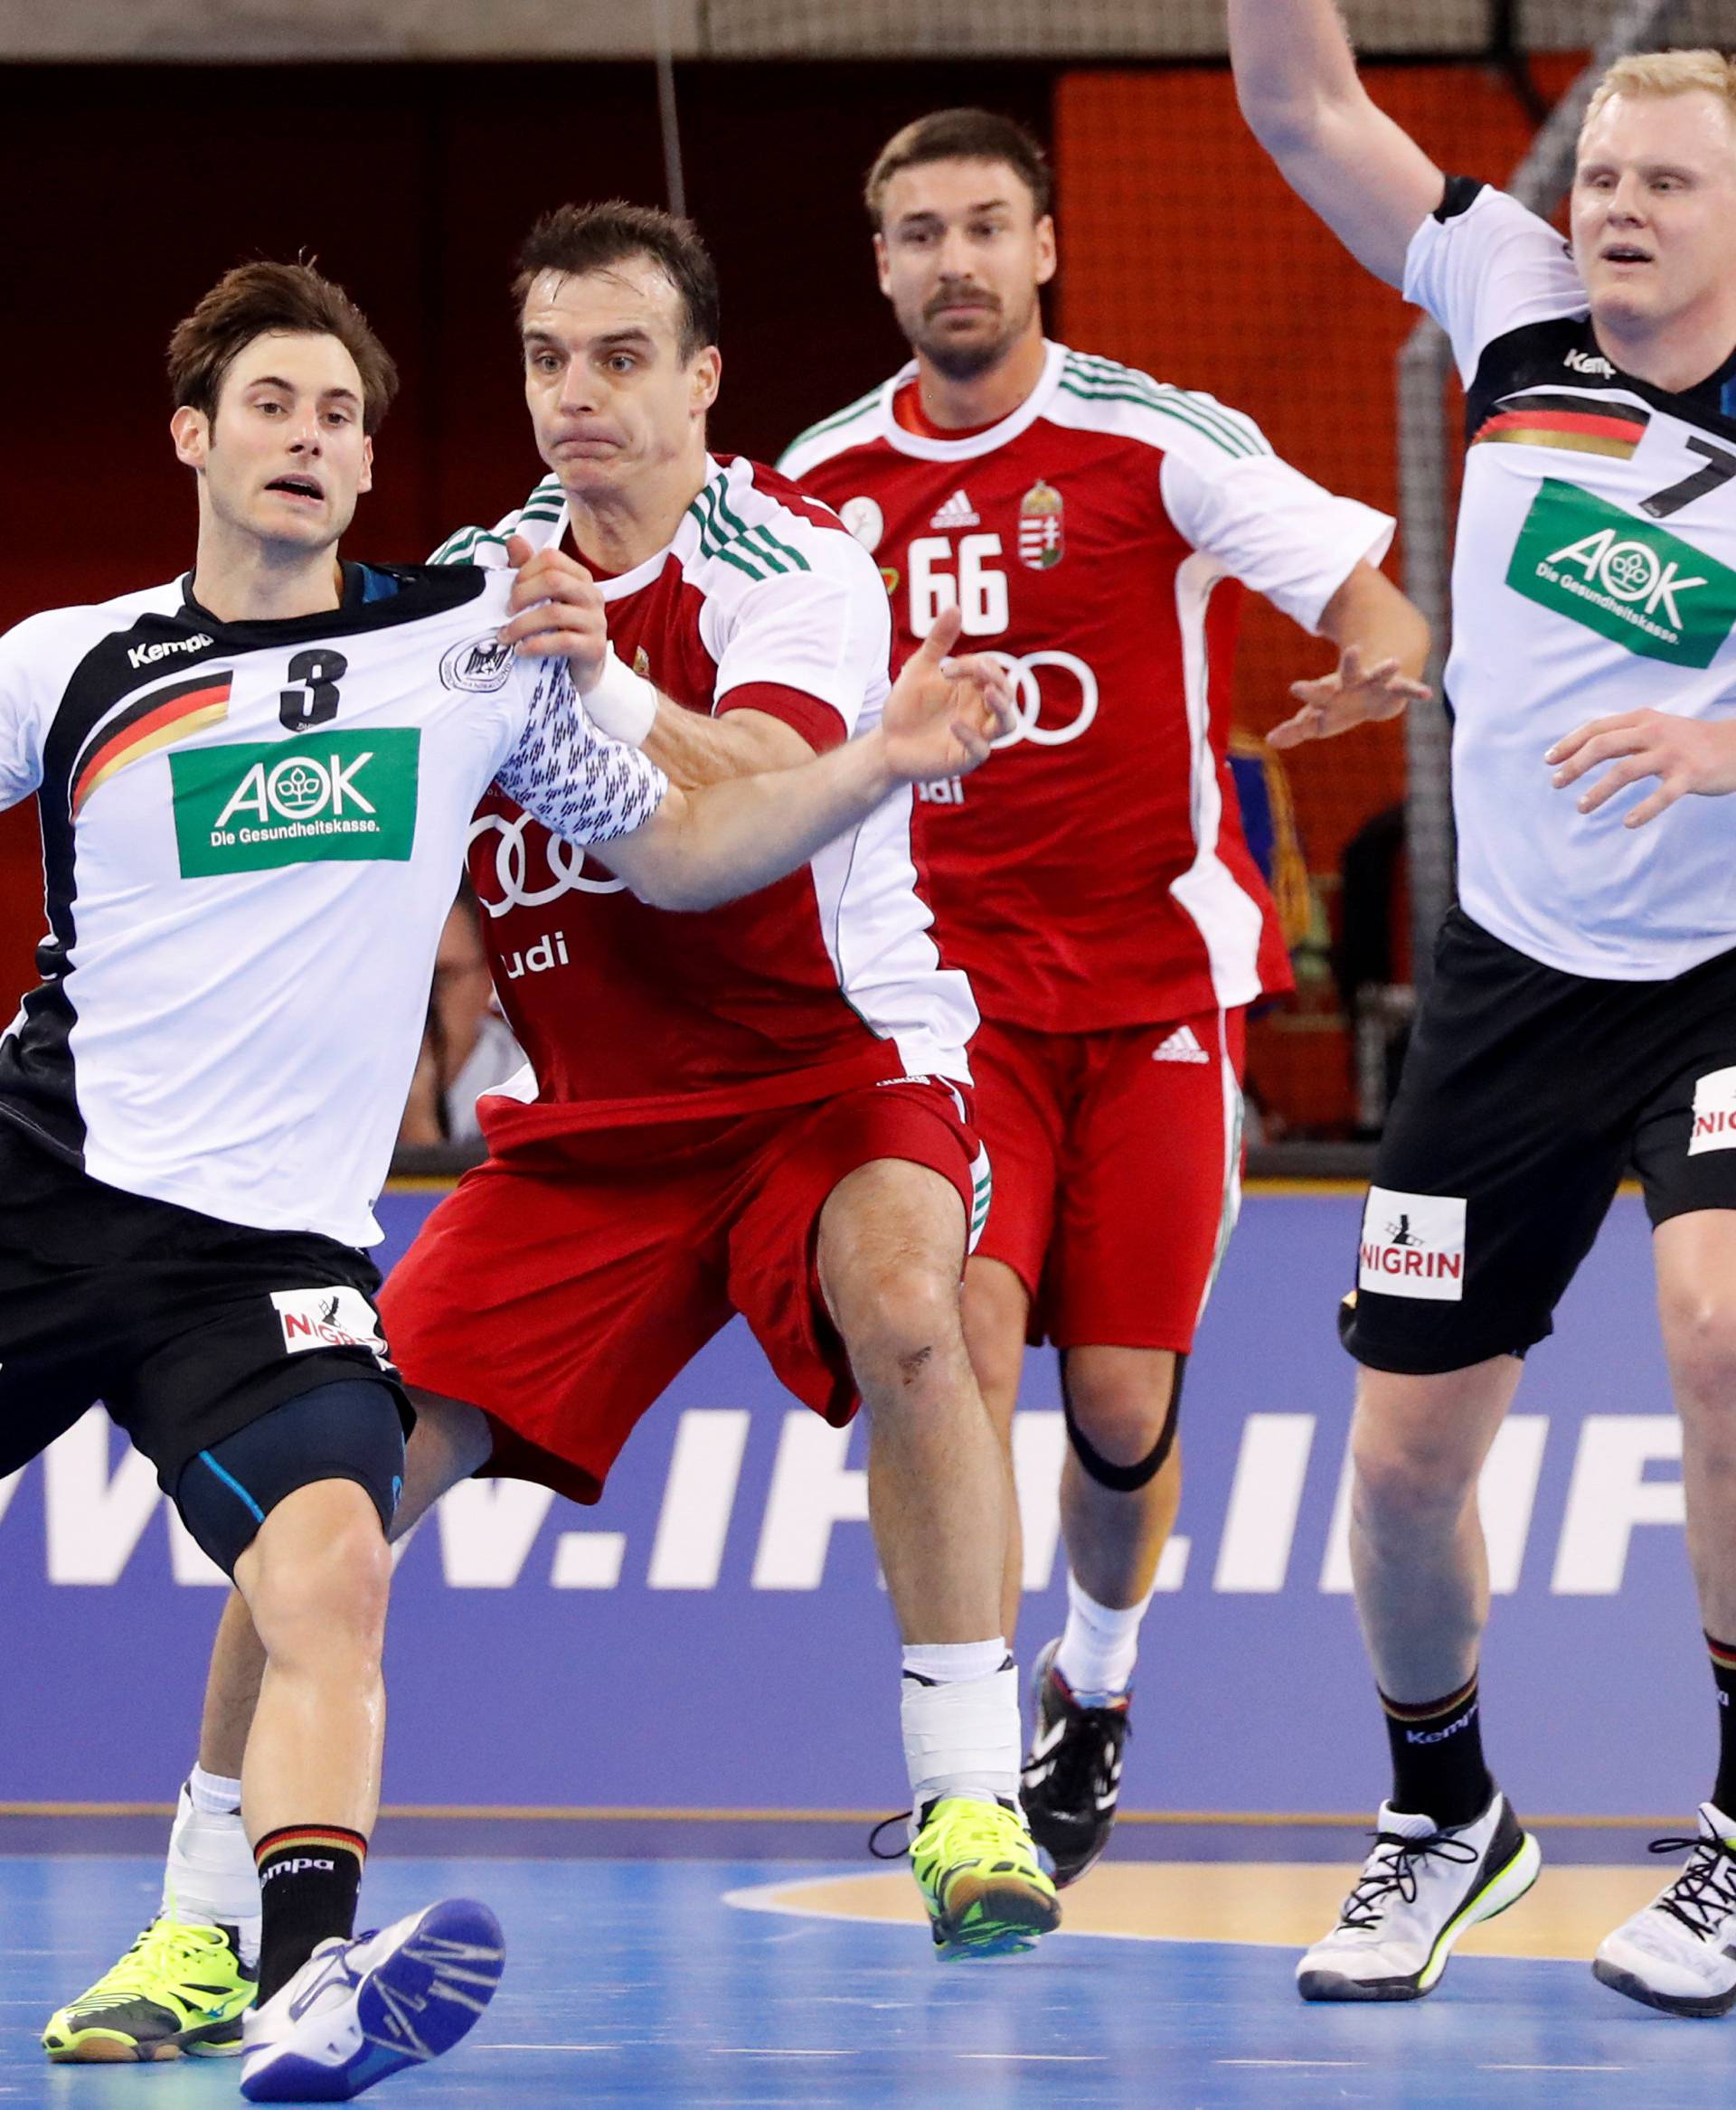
left=901, top=1662, right=1021, bottom=1808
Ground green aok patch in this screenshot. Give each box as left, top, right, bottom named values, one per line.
left=172, top=729, right=420, bottom=875
left=1506, top=479, right=1736, bottom=669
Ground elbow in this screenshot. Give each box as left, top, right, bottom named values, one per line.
left=627, top=859, right=712, bottom=913
left=1233, top=78, right=1321, bottom=156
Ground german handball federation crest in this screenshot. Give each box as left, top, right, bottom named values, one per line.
left=1018, top=480, right=1064, bottom=570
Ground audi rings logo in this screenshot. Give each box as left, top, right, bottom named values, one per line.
left=469, top=809, right=626, bottom=916
left=986, top=650, right=1099, bottom=749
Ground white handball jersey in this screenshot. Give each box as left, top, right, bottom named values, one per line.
left=0, top=561, right=666, bottom=1244
left=1408, top=180, right=1736, bottom=978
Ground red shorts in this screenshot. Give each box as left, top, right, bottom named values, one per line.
left=379, top=1078, right=985, bottom=1504
left=972, top=1009, right=1246, bottom=1354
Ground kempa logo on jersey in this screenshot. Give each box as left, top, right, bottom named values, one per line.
left=1508, top=479, right=1736, bottom=669
left=1564, top=348, right=1616, bottom=379
left=171, top=730, right=420, bottom=876
left=469, top=808, right=627, bottom=915
left=1356, top=1186, right=1466, bottom=1302
left=127, top=632, right=212, bottom=671
left=1689, top=1067, right=1736, bottom=1156
left=440, top=635, right=516, bottom=693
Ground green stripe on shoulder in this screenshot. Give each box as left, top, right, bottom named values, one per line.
left=782, top=386, right=882, bottom=459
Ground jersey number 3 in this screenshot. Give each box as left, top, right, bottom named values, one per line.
left=279, top=649, right=349, bottom=732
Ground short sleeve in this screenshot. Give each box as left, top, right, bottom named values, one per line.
left=707, top=537, right=892, bottom=739
left=0, top=621, right=50, bottom=812
left=494, top=655, right=669, bottom=849
left=1160, top=448, right=1395, bottom=635
left=1402, top=182, right=1585, bottom=386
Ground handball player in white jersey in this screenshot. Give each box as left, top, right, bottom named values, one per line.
left=58, top=201, right=1061, bottom=2006
left=5, top=260, right=1012, bottom=2090
left=1233, top=8, right=1736, bottom=2014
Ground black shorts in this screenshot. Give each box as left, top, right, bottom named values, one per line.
left=1341, top=909, right=1736, bottom=1376
left=0, top=1122, right=410, bottom=1493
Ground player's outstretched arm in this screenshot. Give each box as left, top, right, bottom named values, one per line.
left=604, top=609, right=1013, bottom=912
left=1228, top=0, right=1445, bottom=284
left=1268, top=560, right=1431, bottom=749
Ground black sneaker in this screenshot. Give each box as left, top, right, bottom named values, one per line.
left=1019, top=1638, right=1130, bottom=1887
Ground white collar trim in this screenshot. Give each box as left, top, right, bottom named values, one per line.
left=871, top=342, right=1067, bottom=462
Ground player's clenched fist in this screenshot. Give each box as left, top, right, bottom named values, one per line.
left=882, top=607, right=1017, bottom=785
left=498, top=532, right=609, bottom=690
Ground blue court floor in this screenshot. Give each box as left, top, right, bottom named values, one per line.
left=8, top=1855, right=1736, bottom=2109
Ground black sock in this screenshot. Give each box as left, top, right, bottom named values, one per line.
left=254, top=1824, right=367, bottom=2005
left=1380, top=1674, right=1494, bottom=1829
left=1707, top=1634, right=1736, bottom=1813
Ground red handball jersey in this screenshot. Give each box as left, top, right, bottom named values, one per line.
left=781, top=343, right=1393, bottom=1031
left=431, top=454, right=978, bottom=1146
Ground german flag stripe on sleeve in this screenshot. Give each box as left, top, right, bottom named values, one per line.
left=1473, top=391, right=1649, bottom=460
left=71, top=672, right=232, bottom=817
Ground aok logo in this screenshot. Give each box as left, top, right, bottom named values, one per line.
left=1507, top=479, right=1736, bottom=668
left=172, top=730, right=420, bottom=875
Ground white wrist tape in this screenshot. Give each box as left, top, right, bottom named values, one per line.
left=579, top=645, right=659, bottom=749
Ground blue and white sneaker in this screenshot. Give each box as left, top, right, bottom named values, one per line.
left=240, top=1898, right=504, bottom=2102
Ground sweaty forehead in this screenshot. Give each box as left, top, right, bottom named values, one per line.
left=523, top=259, right=683, bottom=343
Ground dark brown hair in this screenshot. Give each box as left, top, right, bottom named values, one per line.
left=167, top=260, right=399, bottom=436
left=512, top=201, right=721, bottom=362
left=865, top=108, right=1053, bottom=228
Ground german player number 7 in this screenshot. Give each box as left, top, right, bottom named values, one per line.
left=1640, top=438, right=1736, bottom=523
left=279, top=648, right=349, bottom=732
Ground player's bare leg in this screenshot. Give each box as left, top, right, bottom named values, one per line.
left=959, top=1256, right=1032, bottom=1640
left=65, top=1390, right=497, bottom=2068
left=1596, top=1213, right=1736, bottom=2016
left=819, top=1161, right=1058, bottom=1956
left=1298, top=1355, right=1539, bottom=2002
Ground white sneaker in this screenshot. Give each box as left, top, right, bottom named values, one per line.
left=1297, top=1791, right=1540, bottom=2001
left=1594, top=1803, right=1736, bottom=2018
left=240, top=1897, right=504, bottom=2102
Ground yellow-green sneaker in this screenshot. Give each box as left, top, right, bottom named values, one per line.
left=910, top=1795, right=1061, bottom=1959
left=42, top=1917, right=256, bottom=2062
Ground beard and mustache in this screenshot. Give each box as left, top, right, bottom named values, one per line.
left=906, top=279, right=1039, bottom=380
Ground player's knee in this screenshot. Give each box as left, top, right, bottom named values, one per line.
left=839, top=1261, right=963, bottom=1386
left=1350, top=1425, right=1477, bottom=1536
left=251, top=1500, right=391, bottom=1663
left=1662, top=1290, right=1736, bottom=1409
left=1063, top=1368, right=1174, bottom=1466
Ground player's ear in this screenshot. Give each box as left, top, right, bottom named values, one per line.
left=1034, top=215, right=1058, bottom=288
left=690, top=346, right=722, bottom=418
left=357, top=434, right=375, bottom=496
left=873, top=231, right=892, bottom=297
left=170, top=405, right=209, bottom=472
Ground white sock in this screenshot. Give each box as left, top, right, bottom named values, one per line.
left=901, top=1640, right=1020, bottom=1813
left=162, top=1771, right=261, bottom=1965
left=1053, top=1571, right=1150, bottom=1700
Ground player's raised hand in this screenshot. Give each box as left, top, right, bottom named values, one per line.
left=881, top=608, right=1016, bottom=785
left=1546, top=709, right=1736, bottom=828
left=1267, top=644, right=1431, bottom=749
left=498, top=533, right=609, bottom=689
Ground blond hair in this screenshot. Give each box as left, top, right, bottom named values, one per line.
left=1583, top=47, right=1736, bottom=133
